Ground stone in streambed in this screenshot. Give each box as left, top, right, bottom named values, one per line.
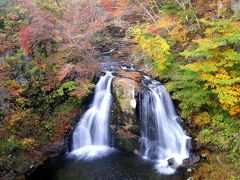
left=114, top=130, right=140, bottom=152
left=182, top=153, right=201, bottom=167
left=40, top=140, right=68, bottom=158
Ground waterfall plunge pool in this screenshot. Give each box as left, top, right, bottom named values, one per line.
left=27, top=150, right=188, bottom=180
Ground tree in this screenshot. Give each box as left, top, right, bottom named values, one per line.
left=181, top=18, right=240, bottom=116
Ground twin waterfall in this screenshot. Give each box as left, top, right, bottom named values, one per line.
left=139, top=76, right=190, bottom=174
left=69, top=71, right=190, bottom=174
left=69, top=72, right=114, bottom=159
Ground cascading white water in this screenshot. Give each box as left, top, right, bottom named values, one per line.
left=69, top=71, right=115, bottom=159
left=139, top=76, right=190, bottom=174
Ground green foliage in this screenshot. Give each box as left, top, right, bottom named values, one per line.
left=36, top=0, right=64, bottom=17
left=181, top=18, right=240, bottom=116
left=1, top=47, right=93, bottom=161
left=0, top=136, right=22, bottom=170
left=161, top=3, right=181, bottom=14
left=158, top=0, right=200, bottom=25
left=0, top=137, right=22, bottom=153
left=198, top=113, right=240, bottom=161
left=56, top=81, right=76, bottom=96
left=166, top=67, right=215, bottom=118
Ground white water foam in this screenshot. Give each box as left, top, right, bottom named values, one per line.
left=69, top=72, right=114, bottom=160
left=140, top=77, right=191, bottom=174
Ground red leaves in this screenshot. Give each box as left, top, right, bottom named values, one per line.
left=40, top=63, right=47, bottom=69
left=19, top=26, right=34, bottom=56
left=56, top=64, right=74, bottom=82
left=99, top=0, right=113, bottom=9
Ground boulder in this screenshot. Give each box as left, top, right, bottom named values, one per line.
left=115, top=69, right=142, bottom=82
left=111, top=71, right=143, bottom=153
left=113, top=129, right=140, bottom=152
left=40, top=140, right=68, bottom=158
left=182, top=153, right=201, bottom=167
left=167, top=158, right=176, bottom=167
left=1, top=170, right=18, bottom=180
left=111, top=76, right=140, bottom=126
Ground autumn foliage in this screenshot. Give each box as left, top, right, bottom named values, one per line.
left=129, top=0, right=240, bottom=173
left=19, top=26, right=34, bottom=55
left=1, top=0, right=239, bottom=178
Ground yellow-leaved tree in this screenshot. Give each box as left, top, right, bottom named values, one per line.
left=181, top=18, right=240, bottom=116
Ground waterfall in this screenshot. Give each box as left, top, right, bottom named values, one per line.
left=139, top=76, right=190, bottom=174
left=69, top=71, right=115, bottom=160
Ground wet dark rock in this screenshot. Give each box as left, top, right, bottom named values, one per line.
left=0, top=163, right=10, bottom=177
left=191, top=139, right=202, bottom=151
left=168, top=158, right=176, bottom=167
left=1, top=170, right=18, bottom=180
left=182, top=153, right=201, bottom=167
left=40, top=141, right=68, bottom=158
left=16, top=77, right=28, bottom=85
left=13, top=161, right=33, bottom=175
left=190, top=154, right=201, bottom=164
left=113, top=132, right=140, bottom=152
left=106, top=26, right=126, bottom=38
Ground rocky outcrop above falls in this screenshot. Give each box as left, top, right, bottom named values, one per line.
left=110, top=70, right=142, bottom=153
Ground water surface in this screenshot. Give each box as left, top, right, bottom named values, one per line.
left=27, top=151, right=187, bottom=180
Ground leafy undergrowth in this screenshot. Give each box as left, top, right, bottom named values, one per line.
left=0, top=98, right=78, bottom=172
left=193, top=151, right=240, bottom=179
left=0, top=70, right=94, bottom=174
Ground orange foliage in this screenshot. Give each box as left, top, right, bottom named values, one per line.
left=99, top=0, right=113, bottom=9
left=4, top=79, right=24, bottom=96
left=55, top=64, right=74, bottom=82
left=40, top=63, right=47, bottom=69
left=19, top=26, right=34, bottom=56
left=52, top=111, right=76, bottom=142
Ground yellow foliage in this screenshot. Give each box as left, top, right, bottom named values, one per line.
left=182, top=19, right=240, bottom=116
left=8, top=109, right=32, bottom=127
left=21, top=138, right=38, bottom=150
left=169, top=23, right=189, bottom=45
left=186, top=61, right=240, bottom=116
left=154, top=15, right=175, bottom=29
left=215, top=85, right=240, bottom=116
left=148, top=15, right=189, bottom=45
left=4, top=79, right=24, bottom=96
left=128, top=27, right=170, bottom=72
left=194, top=112, right=212, bottom=127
